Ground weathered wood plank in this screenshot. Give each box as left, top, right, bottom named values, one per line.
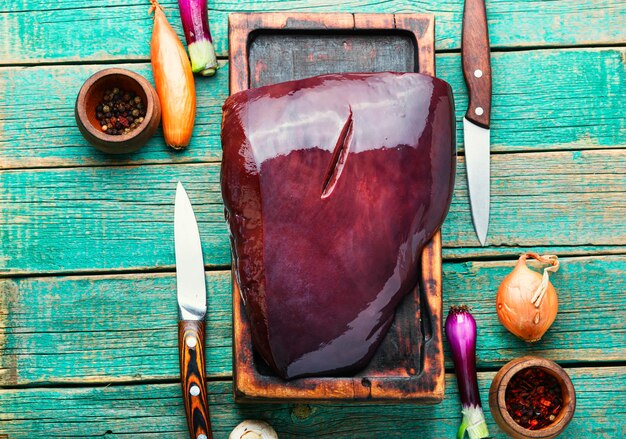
left=445, top=149, right=626, bottom=248
left=1, top=149, right=624, bottom=275
left=1, top=256, right=623, bottom=385
left=1, top=0, right=625, bottom=63
left=1, top=48, right=624, bottom=169
left=0, top=163, right=229, bottom=274
left=0, top=367, right=623, bottom=437
left=0, top=61, right=229, bottom=169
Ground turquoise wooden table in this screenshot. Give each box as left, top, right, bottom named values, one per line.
left=0, top=0, right=625, bottom=437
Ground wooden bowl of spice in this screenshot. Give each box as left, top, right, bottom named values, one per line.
left=489, top=356, right=576, bottom=439
left=75, top=68, right=161, bottom=154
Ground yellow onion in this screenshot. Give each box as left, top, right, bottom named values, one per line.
left=149, top=0, right=196, bottom=149
left=496, top=253, right=559, bottom=342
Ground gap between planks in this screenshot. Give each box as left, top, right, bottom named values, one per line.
left=2, top=363, right=624, bottom=391
left=0, top=264, right=231, bottom=280
left=1, top=251, right=626, bottom=280
left=1, top=42, right=624, bottom=68
left=2, top=146, right=625, bottom=173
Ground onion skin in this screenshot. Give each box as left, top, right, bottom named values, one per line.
left=496, top=254, right=558, bottom=342
left=446, top=306, right=481, bottom=409
left=150, top=1, right=196, bottom=149
left=445, top=306, right=490, bottom=439
left=178, top=0, right=218, bottom=76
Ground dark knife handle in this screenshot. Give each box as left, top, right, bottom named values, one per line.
left=179, top=320, right=213, bottom=439
left=462, top=0, right=492, bottom=128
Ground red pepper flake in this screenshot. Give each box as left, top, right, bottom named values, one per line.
left=505, top=367, right=563, bottom=430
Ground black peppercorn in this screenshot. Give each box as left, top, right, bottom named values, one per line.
left=96, top=87, right=146, bottom=135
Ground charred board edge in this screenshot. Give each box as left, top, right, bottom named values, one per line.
left=228, top=12, right=444, bottom=403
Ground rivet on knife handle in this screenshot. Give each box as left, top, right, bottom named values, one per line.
left=462, top=0, right=492, bottom=128
left=179, top=320, right=213, bottom=439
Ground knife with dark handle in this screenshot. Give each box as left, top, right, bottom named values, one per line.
left=179, top=320, right=212, bottom=439
left=462, top=0, right=492, bottom=128
left=175, top=182, right=213, bottom=439
left=462, top=0, right=492, bottom=246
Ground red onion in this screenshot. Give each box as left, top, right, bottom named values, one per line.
left=178, top=0, right=218, bottom=76
left=445, top=305, right=490, bottom=439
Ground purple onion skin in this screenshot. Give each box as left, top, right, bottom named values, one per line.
left=178, top=0, right=218, bottom=75
left=445, top=306, right=482, bottom=409
left=178, top=0, right=212, bottom=44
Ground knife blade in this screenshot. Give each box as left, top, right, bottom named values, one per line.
left=462, top=0, right=492, bottom=246
left=174, top=181, right=213, bottom=439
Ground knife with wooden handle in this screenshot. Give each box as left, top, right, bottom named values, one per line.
left=462, top=0, right=492, bottom=246
left=175, top=182, right=213, bottom=439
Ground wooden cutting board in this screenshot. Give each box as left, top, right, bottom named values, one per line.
left=228, top=12, right=445, bottom=403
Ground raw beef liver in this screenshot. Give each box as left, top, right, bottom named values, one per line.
left=221, top=72, right=455, bottom=379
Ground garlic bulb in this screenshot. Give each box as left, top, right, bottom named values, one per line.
left=496, top=253, right=559, bottom=342
left=229, top=420, right=278, bottom=439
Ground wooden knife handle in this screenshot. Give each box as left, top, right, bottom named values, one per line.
left=179, top=320, right=213, bottom=439
left=462, top=0, right=492, bottom=128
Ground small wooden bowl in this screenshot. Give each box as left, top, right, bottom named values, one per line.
left=75, top=68, right=161, bottom=154
left=489, top=356, right=576, bottom=439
